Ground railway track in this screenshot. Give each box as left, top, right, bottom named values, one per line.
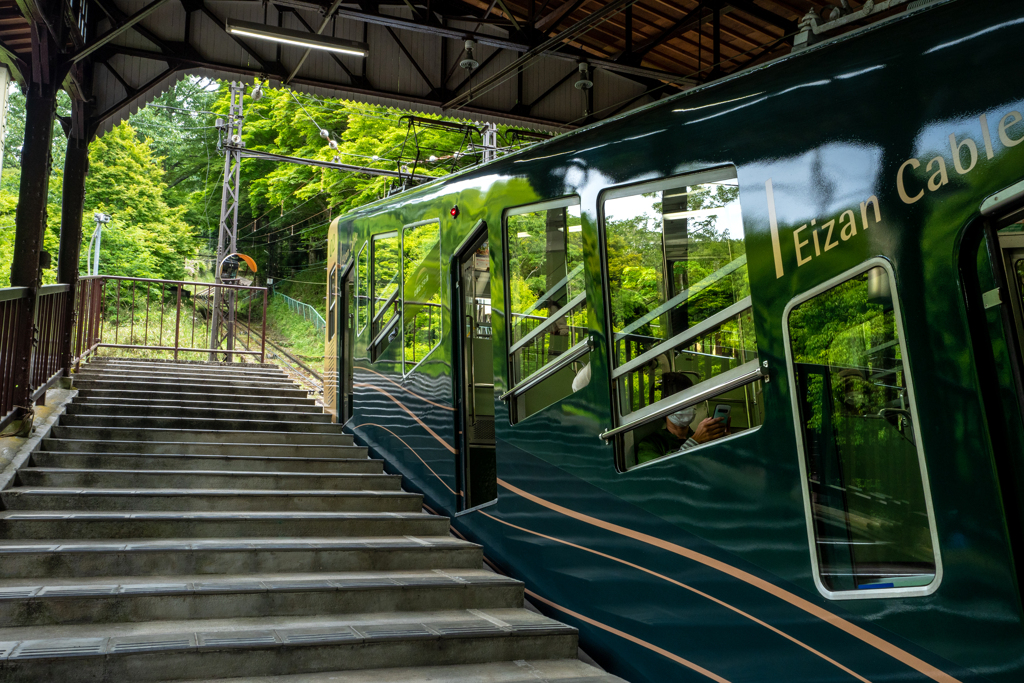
left=234, top=321, right=324, bottom=403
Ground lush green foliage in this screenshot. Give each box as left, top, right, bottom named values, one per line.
left=0, top=75, right=525, bottom=365
left=83, top=124, right=197, bottom=280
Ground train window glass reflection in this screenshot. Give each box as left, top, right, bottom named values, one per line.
left=370, top=232, right=400, bottom=361
left=504, top=198, right=590, bottom=423
left=787, top=263, right=938, bottom=597
left=601, top=167, right=762, bottom=466
left=402, top=220, right=443, bottom=374
left=328, top=265, right=337, bottom=342
left=356, top=242, right=368, bottom=336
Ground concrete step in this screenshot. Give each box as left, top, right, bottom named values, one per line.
left=74, top=391, right=318, bottom=409
left=0, top=570, right=523, bottom=627
left=17, top=469, right=402, bottom=491
left=49, top=426, right=353, bottom=446
left=0, top=609, right=577, bottom=682
left=77, top=366, right=292, bottom=382
left=180, top=660, right=625, bottom=683
left=41, top=439, right=360, bottom=458
left=29, top=452, right=376, bottom=474
left=1, top=488, right=421, bottom=512
left=0, top=511, right=449, bottom=539
left=66, top=403, right=332, bottom=423
left=86, top=359, right=282, bottom=375
left=73, top=378, right=309, bottom=398
left=75, top=371, right=301, bottom=392
left=0, top=537, right=482, bottom=579
left=61, top=414, right=342, bottom=434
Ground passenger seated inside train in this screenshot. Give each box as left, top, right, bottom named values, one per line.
left=635, top=372, right=728, bottom=464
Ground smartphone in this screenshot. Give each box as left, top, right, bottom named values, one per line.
left=712, top=404, right=731, bottom=427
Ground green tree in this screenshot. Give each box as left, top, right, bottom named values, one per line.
left=82, top=124, right=197, bottom=280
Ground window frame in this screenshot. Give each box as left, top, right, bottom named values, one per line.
left=355, top=241, right=368, bottom=337
left=499, top=195, right=590, bottom=421
left=596, top=166, right=765, bottom=457
left=401, top=218, right=444, bottom=377
left=781, top=257, right=943, bottom=601
left=369, top=231, right=401, bottom=362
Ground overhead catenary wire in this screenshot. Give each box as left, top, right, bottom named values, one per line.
left=246, top=206, right=333, bottom=242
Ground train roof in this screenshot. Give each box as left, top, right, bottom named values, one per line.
left=333, top=0, right=955, bottom=224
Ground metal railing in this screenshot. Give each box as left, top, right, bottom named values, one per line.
left=0, top=288, right=28, bottom=430
left=31, top=284, right=71, bottom=398
left=1, top=284, right=71, bottom=431
left=73, top=275, right=268, bottom=366
left=279, top=292, right=326, bottom=334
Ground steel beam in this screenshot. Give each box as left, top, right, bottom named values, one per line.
left=444, top=0, right=641, bottom=110
left=273, top=0, right=684, bottom=83
left=278, top=7, right=364, bottom=86
left=71, top=0, right=173, bottom=64
left=622, top=4, right=722, bottom=63
left=385, top=26, right=434, bottom=90
left=284, top=0, right=345, bottom=84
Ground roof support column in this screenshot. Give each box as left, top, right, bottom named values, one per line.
left=9, top=22, right=59, bottom=419
left=58, top=103, right=92, bottom=376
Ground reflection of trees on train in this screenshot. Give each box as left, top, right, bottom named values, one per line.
left=604, top=179, right=756, bottom=414
left=403, top=222, right=442, bottom=369
left=372, top=234, right=400, bottom=329
left=506, top=207, right=588, bottom=381
left=790, top=271, right=935, bottom=592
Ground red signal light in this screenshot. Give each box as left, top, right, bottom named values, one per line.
left=450, top=206, right=459, bottom=218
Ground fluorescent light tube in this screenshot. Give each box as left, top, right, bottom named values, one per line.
left=225, top=19, right=368, bottom=57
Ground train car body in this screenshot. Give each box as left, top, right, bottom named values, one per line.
left=324, top=1, right=1024, bottom=679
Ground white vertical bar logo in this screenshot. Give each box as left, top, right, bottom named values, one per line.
left=766, top=179, right=785, bottom=279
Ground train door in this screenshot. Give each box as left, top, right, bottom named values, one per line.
left=996, top=216, right=1024, bottom=366
left=337, top=263, right=355, bottom=425
left=453, top=223, right=497, bottom=512
left=964, top=191, right=1024, bottom=600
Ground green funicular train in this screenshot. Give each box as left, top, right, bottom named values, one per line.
left=324, top=1, right=1024, bottom=680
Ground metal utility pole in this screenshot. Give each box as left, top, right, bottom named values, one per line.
left=209, top=82, right=245, bottom=361
left=86, top=212, right=111, bottom=276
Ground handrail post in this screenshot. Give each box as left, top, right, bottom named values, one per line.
left=174, top=285, right=182, bottom=361
left=261, top=289, right=268, bottom=363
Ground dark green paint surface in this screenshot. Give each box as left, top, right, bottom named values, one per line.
left=331, top=1, right=1024, bottom=679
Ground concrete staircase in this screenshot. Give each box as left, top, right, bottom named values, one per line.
left=0, top=358, right=621, bottom=683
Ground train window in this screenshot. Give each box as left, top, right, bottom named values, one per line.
left=328, top=265, right=337, bottom=342
left=355, top=242, right=368, bottom=336
left=370, top=232, right=400, bottom=361
left=785, top=261, right=940, bottom=599
left=600, top=167, right=763, bottom=467
left=402, top=220, right=442, bottom=374
left=502, top=198, right=591, bottom=422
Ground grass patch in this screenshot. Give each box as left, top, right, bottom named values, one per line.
left=275, top=266, right=327, bottom=316
left=263, top=295, right=325, bottom=367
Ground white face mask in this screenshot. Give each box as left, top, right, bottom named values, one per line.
left=667, top=407, right=696, bottom=428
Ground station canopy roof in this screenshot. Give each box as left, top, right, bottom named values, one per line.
left=0, top=0, right=913, bottom=136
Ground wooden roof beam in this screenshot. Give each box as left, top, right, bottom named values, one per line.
left=534, top=0, right=586, bottom=33
left=618, top=4, right=721, bottom=63
left=726, top=0, right=795, bottom=33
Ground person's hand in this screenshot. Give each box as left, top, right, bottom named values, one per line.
left=691, top=417, right=727, bottom=444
